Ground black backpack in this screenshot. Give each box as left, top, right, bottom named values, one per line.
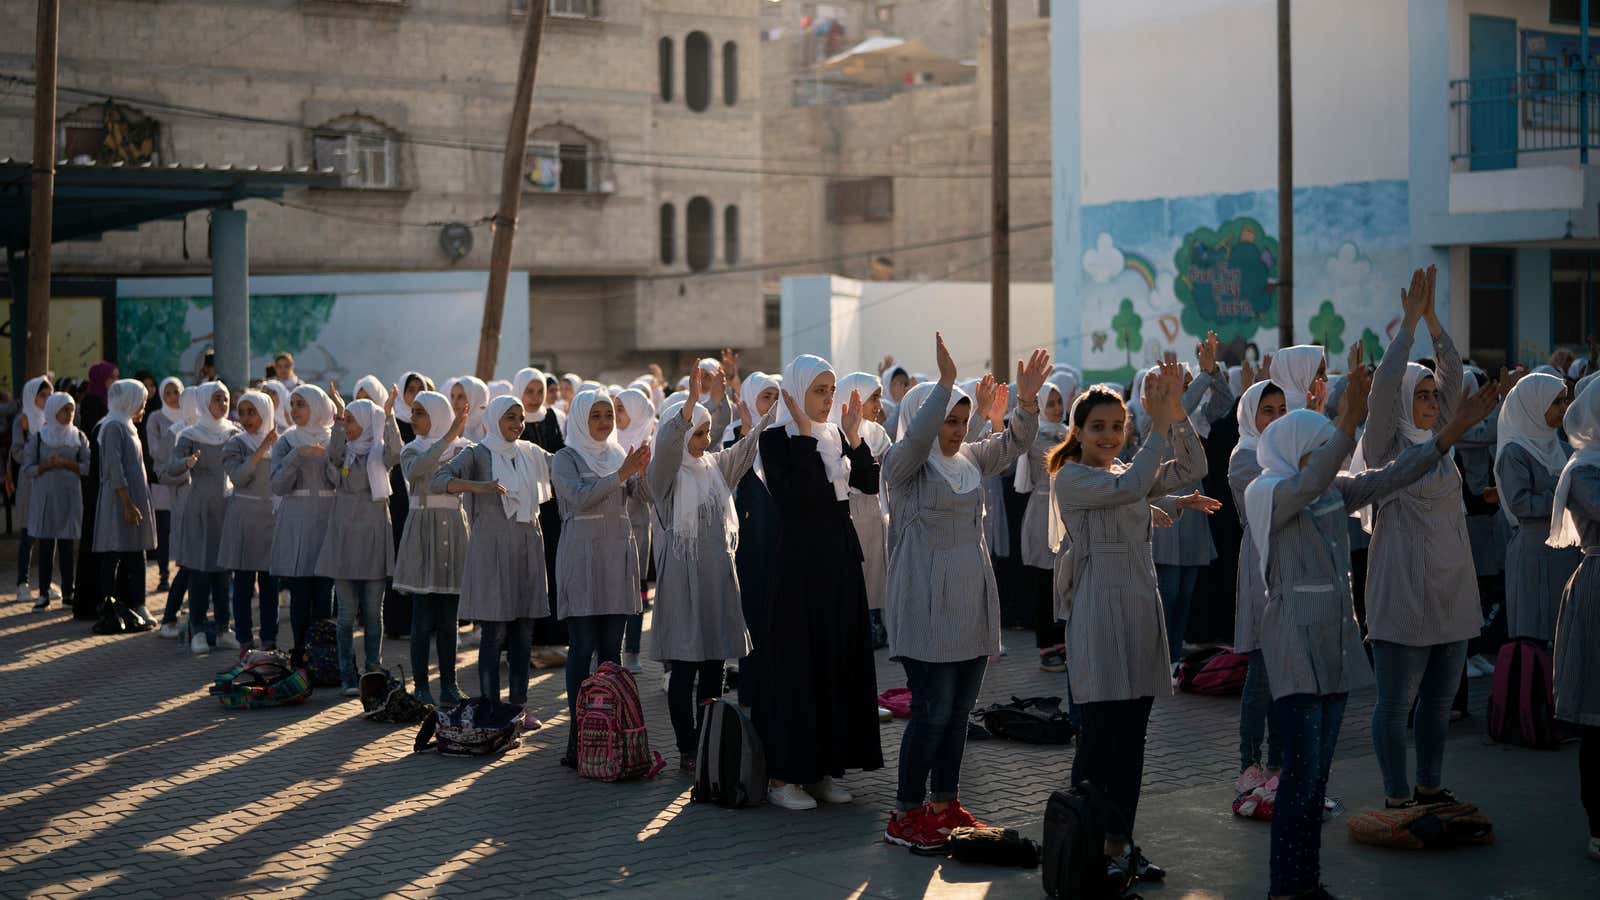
left=976, top=696, right=1077, bottom=744
left=692, top=697, right=767, bottom=808
left=303, top=619, right=342, bottom=687
left=1042, top=782, right=1138, bottom=899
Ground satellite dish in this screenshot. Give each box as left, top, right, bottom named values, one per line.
left=439, top=223, right=474, bottom=261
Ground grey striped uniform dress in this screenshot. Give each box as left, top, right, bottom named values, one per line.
left=549, top=449, right=649, bottom=618
left=268, top=434, right=338, bottom=578
left=1553, top=465, right=1600, bottom=726
left=217, top=432, right=276, bottom=572
left=1142, top=371, right=1233, bottom=567
left=145, top=411, right=182, bottom=512
left=314, top=416, right=403, bottom=581
left=429, top=443, right=550, bottom=621
left=1456, top=412, right=1508, bottom=577
left=1497, top=442, right=1581, bottom=641
left=393, top=440, right=470, bottom=596
left=22, top=431, right=91, bottom=539
left=883, top=386, right=1037, bottom=662
left=10, top=416, right=34, bottom=526
left=92, top=423, right=157, bottom=553
left=1229, top=445, right=1268, bottom=653
left=1051, top=421, right=1207, bottom=702
left=165, top=435, right=230, bottom=573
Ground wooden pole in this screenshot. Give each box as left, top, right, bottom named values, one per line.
left=990, top=0, right=1010, bottom=374
left=475, top=2, right=547, bottom=381
left=1276, top=0, right=1294, bottom=347
left=26, top=0, right=60, bottom=378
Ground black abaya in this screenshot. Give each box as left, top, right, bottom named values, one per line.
left=729, top=427, right=782, bottom=711
left=72, top=396, right=108, bottom=619
left=524, top=409, right=568, bottom=647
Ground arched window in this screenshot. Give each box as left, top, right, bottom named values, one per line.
left=722, top=42, right=739, bottom=107
left=686, top=197, right=713, bottom=272
left=723, top=205, right=740, bottom=265
left=658, top=37, right=674, bottom=102
left=685, top=32, right=710, bottom=113
left=659, top=203, right=676, bottom=265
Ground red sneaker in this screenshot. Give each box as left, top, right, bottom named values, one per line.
left=941, top=801, right=984, bottom=829
left=884, top=806, right=949, bottom=853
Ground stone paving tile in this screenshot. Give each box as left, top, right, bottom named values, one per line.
left=0, top=546, right=1444, bottom=896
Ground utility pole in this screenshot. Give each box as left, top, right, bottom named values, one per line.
left=990, top=0, right=1010, bottom=374
left=1275, top=0, right=1294, bottom=348
left=26, top=0, right=60, bottom=378
left=475, top=1, right=547, bottom=381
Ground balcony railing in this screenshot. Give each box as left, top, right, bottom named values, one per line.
left=1450, top=67, right=1598, bottom=166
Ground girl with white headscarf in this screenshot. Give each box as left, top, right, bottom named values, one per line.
left=880, top=336, right=1047, bottom=844
left=145, top=376, right=185, bottom=591
left=269, top=384, right=340, bottom=656
left=448, top=376, right=491, bottom=442
left=396, top=390, right=472, bottom=705
left=395, top=371, right=431, bottom=442
left=261, top=379, right=292, bottom=433
left=1245, top=359, right=1491, bottom=898
left=646, top=369, right=776, bottom=770
left=1015, top=380, right=1071, bottom=671
left=217, top=390, right=281, bottom=649
left=550, top=388, right=653, bottom=763
left=165, top=382, right=241, bottom=654
left=20, top=392, right=89, bottom=611
left=1494, top=372, right=1578, bottom=642
left=754, top=353, right=883, bottom=811
left=1268, top=345, right=1327, bottom=411
left=92, top=379, right=157, bottom=624
left=354, top=375, right=389, bottom=407
left=514, top=365, right=571, bottom=668
left=829, top=372, right=893, bottom=645
left=434, top=395, right=555, bottom=720
left=9, top=376, right=51, bottom=605
left=314, top=393, right=403, bottom=695
left=612, top=386, right=660, bottom=672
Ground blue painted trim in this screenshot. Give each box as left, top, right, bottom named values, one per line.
left=1515, top=247, right=1552, bottom=365
left=1050, top=0, right=1083, bottom=369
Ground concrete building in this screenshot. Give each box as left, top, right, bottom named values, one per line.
left=0, top=0, right=765, bottom=387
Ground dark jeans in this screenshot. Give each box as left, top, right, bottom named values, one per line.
left=187, top=570, right=230, bottom=639
left=231, top=571, right=279, bottom=647
left=153, top=510, right=171, bottom=579
left=410, top=592, right=460, bottom=697
left=479, top=617, right=533, bottom=705
left=667, top=659, right=725, bottom=756
left=1371, top=639, right=1467, bottom=798
left=1239, top=649, right=1282, bottom=771
left=1581, top=725, right=1600, bottom=838
left=285, top=575, right=334, bottom=652
left=624, top=612, right=644, bottom=655
left=98, top=551, right=146, bottom=611
left=565, top=614, right=627, bottom=754
left=1269, top=692, right=1347, bottom=897
left=37, top=538, right=74, bottom=601
left=161, top=568, right=191, bottom=625
left=16, top=528, right=32, bottom=586
left=1156, top=563, right=1201, bottom=664
left=898, top=656, right=988, bottom=809
left=1071, top=696, right=1154, bottom=838
left=1028, top=565, right=1064, bottom=650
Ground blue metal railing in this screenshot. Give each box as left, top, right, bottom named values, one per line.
left=1450, top=67, right=1598, bottom=165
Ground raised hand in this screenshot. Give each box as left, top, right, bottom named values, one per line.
left=1307, top=378, right=1327, bottom=414
left=648, top=363, right=665, bottom=384
left=737, top=400, right=753, bottom=434
left=780, top=389, right=810, bottom=436
left=686, top=366, right=703, bottom=407
left=261, top=429, right=279, bottom=451
left=840, top=389, right=864, bottom=444
left=1260, top=353, right=1274, bottom=382
left=1458, top=382, right=1499, bottom=427
left=1015, top=347, right=1052, bottom=406
left=935, top=331, right=957, bottom=385
left=990, top=383, right=1010, bottom=428
left=1338, top=350, right=1371, bottom=433
left=1176, top=491, right=1223, bottom=515
left=328, top=382, right=346, bottom=413
left=974, top=374, right=998, bottom=419
left=1239, top=356, right=1255, bottom=388
left=1147, top=354, right=1183, bottom=431
left=1401, top=266, right=1429, bottom=327
left=720, top=348, right=741, bottom=387
left=384, top=384, right=399, bottom=416
left=619, top=443, right=652, bottom=480
left=448, top=406, right=470, bottom=441
left=1196, top=330, right=1221, bottom=375
left=878, top=355, right=895, bottom=376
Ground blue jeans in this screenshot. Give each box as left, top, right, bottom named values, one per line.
left=231, top=571, right=279, bottom=648
left=334, top=578, right=385, bottom=689
left=1371, top=639, right=1468, bottom=799
left=410, top=593, right=461, bottom=698
left=286, top=576, right=333, bottom=651
left=1239, top=649, right=1282, bottom=771
left=564, top=614, right=628, bottom=754
left=1269, top=692, right=1347, bottom=896
left=480, top=617, right=533, bottom=705
left=187, top=570, right=230, bottom=641
left=898, top=656, right=989, bottom=810
left=161, top=568, right=191, bottom=625
left=1155, top=563, right=1200, bottom=664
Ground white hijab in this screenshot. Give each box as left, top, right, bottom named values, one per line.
left=1271, top=345, right=1325, bottom=410
left=565, top=389, right=627, bottom=476
left=1235, top=380, right=1274, bottom=455
left=342, top=398, right=392, bottom=501
left=155, top=376, right=185, bottom=426
left=19, top=377, right=50, bottom=435
left=261, top=379, right=292, bottom=432
left=235, top=390, right=275, bottom=452
left=740, top=372, right=782, bottom=423
left=614, top=388, right=657, bottom=453
left=1015, top=382, right=1069, bottom=493
left=39, top=393, right=80, bottom=447
left=395, top=371, right=428, bottom=424
left=101, top=379, right=148, bottom=454
left=779, top=354, right=852, bottom=501
left=487, top=379, right=514, bottom=399
left=1244, top=409, right=1338, bottom=581
left=1549, top=377, right=1600, bottom=548
left=1496, top=372, right=1569, bottom=491
left=896, top=381, right=981, bottom=495
left=282, top=384, right=335, bottom=449
left=480, top=395, right=552, bottom=523
left=1349, top=362, right=1441, bottom=531
left=179, top=383, right=238, bottom=446
left=354, top=375, right=389, bottom=407
left=657, top=400, right=739, bottom=560
left=513, top=367, right=547, bottom=421
left=829, top=372, right=892, bottom=458
left=450, top=376, right=490, bottom=441
left=408, top=390, right=468, bottom=456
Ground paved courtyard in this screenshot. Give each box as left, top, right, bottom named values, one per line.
left=1, top=544, right=1596, bottom=898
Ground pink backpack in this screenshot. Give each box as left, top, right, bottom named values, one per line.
left=878, top=688, right=912, bottom=718
left=1176, top=647, right=1249, bottom=696
left=576, top=662, right=664, bottom=781
left=1487, top=639, right=1559, bottom=750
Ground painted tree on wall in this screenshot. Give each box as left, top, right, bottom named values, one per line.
left=1112, top=298, right=1143, bottom=370
left=1309, top=301, right=1346, bottom=355
left=1360, top=327, right=1386, bottom=363
left=1173, top=217, right=1280, bottom=343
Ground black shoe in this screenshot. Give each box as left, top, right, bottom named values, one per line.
left=1039, top=652, right=1067, bottom=673
left=1413, top=787, right=1460, bottom=806
left=155, top=578, right=170, bottom=593
left=1114, top=847, right=1164, bottom=882
left=559, top=754, right=577, bottom=769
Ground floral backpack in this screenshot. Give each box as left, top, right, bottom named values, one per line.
left=576, top=662, right=664, bottom=781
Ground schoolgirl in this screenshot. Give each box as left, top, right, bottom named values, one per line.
left=270, top=384, right=339, bottom=657
left=516, top=367, right=569, bottom=668
left=21, top=393, right=89, bottom=612
left=10, top=376, right=52, bottom=605
left=449, top=375, right=491, bottom=442
left=647, top=367, right=774, bottom=770
left=396, top=390, right=471, bottom=705
left=261, top=379, right=292, bottom=432
left=395, top=371, right=431, bottom=443
left=1248, top=355, right=1494, bottom=899
left=1048, top=357, right=1205, bottom=883
left=314, top=394, right=402, bottom=696
left=754, top=354, right=883, bottom=811
left=166, top=382, right=241, bottom=654
left=1495, top=373, right=1579, bottom=642
left=433, top=394, right=552, bottom=726
left=146, top=376, right=184, bottom=592
left=218, top=391, right=279, bottom=649
left=880, top=336, right=1047, bottom=853
left=1268, top=345, right=1328, bottom=411
left=93, top=380, right=157, bottom=621
left=1016, top=378, right=1070, bottom=671
left=614, top=386, right=659, bottom=673
left=831, top=372, right=893, bottom=649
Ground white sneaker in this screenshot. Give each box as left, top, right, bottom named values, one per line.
left=878, top=706, right=893, bottom=722
left=190, top=633, right=210, bottom=656
left=216, top=632, right=241, bottom=651
left=158, top=622, right=181, bottom=639
left=622, top=651, right=642, bottom=674
left=660, top=664, right=671, bottom=693
left=768, top=783, right=819, bottom=810
left=17, top=583, right=33, bottom=605
left=805, top=776, right=853, bottom=804
left=47, top=583, right=61, bottom=600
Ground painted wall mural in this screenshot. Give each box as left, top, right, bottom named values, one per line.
left=1075, top=179, right=1411, bottom=385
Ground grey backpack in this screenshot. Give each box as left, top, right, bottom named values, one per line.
left=691, top=697, right=767, bottom=808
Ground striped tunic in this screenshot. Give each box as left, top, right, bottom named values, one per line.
left=883, top=386, right=1037, bottom=663
left=1553, top=465, right=1600, bottom=726
left=1135, top=371, right=1233, bottom=567
left=1361, top=327, right=1480, bottom=647
left=1497, top=442, right=1581, bottom=641
left=1052, top=420, right=1207, bottom=703
left=1228, top=446, right=1268, bottom=653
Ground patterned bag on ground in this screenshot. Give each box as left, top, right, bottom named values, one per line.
left=692, top=697, right=766, bottom=808
left=210, top=656, right=313, bottom=710
left=976, top=696, right=1076, bottom=745
left=1042, top=782, right=1137, bottom=899
left=576, top=662, right=664, bottom=782
left=1347, top=803, right=1494, bottom=850
left=413, top=698, right=524, bottom=756
left=359, top=668, right=403, bottom=713
left=359, top=666, right=433, bottom=725
left=303, top=619, right=341, bottom=687
left=1177, top=646, right=1249, bottom=696
left=1486, top=639, right=1559, bottom=750
left=947, top=826, right=1041, bottom=868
